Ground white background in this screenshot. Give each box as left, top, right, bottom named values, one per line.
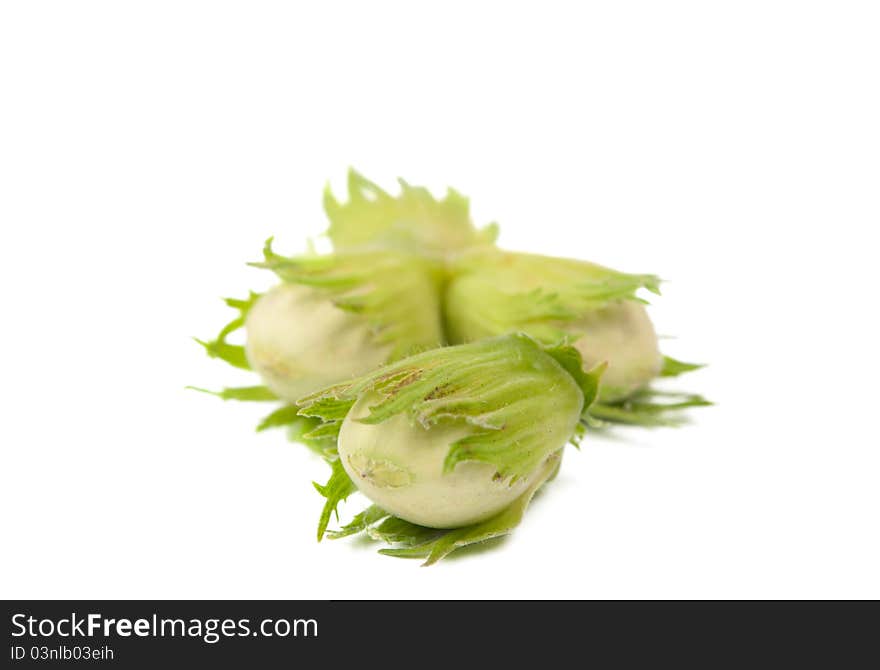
left=1, top=1, right=878, bottom=599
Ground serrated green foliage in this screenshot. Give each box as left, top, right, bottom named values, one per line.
left=187, top=385, right=278, bottom=402
left=255, top=405, right=303, bottom=432
left=323, top=168, right=497, bottom=255
left=445, top=249, right=661, bottom=346
left=193, top=338, right=249, bottom=370
left=300, top=420, right=344, bottom=441
left=587, top=388, right=713, bottom=427
left=543, top=344, right=606, bottom=413
left=323, top=503, right=444, bottom=549
left=660, top=355, right=706, bottom=377
left=250, top=239, right=444, bottom=362
left=297, top=395, right=356, bottom=444
left=256, top=405, right=324, bottom=442
left=325, top=505, right=390, bottom=540
left=314, top=459, right=358, bottom=541
left=193, top=291, right=262, bottom=370
left=367, top=516, right=445, bottom=547
left=298, top=333, right=589, bottom=481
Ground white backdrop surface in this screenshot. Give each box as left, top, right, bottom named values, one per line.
left=1, top=1, right=878, bottom=599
